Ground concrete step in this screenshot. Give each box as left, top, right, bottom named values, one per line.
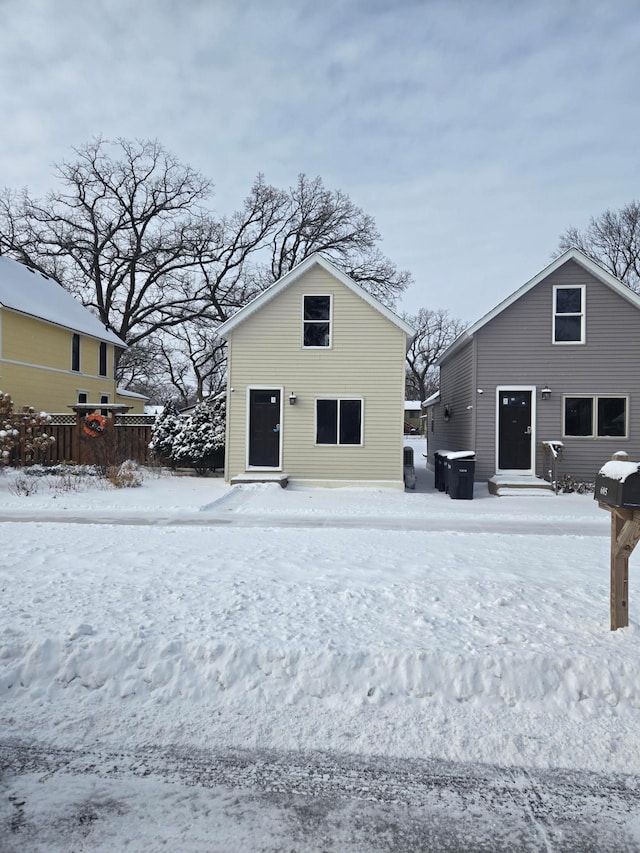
left=488, top=475, right=554, bottom=496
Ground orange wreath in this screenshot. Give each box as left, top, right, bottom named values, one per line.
left=83, top=413, right=106, bottom=437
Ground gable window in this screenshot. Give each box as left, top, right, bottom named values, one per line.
left=553, top=285, right=585, bottom=344
left=99, top=342, right=108, bottom=377
left=303, top=295, right=331, bottom=347
left=564, top=396, right=627, bottom=437
left=316, top=398, right=362, bottom=445
left=71, top=333, right=81, bottom=371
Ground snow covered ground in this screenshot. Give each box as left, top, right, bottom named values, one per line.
left=2, top=440, right=640, bottom=849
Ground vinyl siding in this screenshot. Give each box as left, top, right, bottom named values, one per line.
left=470, top=260, right=640, bottom=481
left=225, top=267, right=407, bottom=486
left=433, top=340, right=475, bottom=459
left=0, top=309, right=118, bottom=412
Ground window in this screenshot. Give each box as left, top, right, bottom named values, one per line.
left=99, top=342, right=108, bottom=377
left=303, top=295, right=331, bottom=347
left=71, top=333, right=81, bottom=371
left=316, top=398, right=362, bottom=445
left=77, top=392, right=88, bottom=404
left=553, top=285, right=585, bottom=343
left=100, top=394, right=109, bottom=417
left=564, top=396, right=627, bottom=437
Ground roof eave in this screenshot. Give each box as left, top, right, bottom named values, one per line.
left=217, top=253, right=416, bottom=340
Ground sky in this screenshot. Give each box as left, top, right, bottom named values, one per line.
left=2, top=458, right=640, bottom=847
left=1, top=0, right=639, bottom=325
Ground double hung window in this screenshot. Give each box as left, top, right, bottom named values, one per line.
left=303, top=295, right=331, bottom=347
left=553, top=286, right=585, bottom=343
left=316, top=399, right=362, bottom=445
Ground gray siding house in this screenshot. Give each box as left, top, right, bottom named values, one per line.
left=427, top=249, right=640, bottom=485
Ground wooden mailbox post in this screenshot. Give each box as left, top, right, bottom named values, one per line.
left=595, top=452, right=640, bottom=630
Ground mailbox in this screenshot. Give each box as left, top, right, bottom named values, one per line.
left=595, top=460, right=640, bottom=509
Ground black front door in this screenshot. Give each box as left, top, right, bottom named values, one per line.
left=498, top=391, right=532, bottom=470
left=249, top=389, right=281, bottom=467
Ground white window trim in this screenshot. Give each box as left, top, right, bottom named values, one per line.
left=77, top=390, right=89, bottom=404
left=245, top=385, right=284, bottom=471
left=302, top=294, right=333, bottom=349
left=562, top=394, right=628, bottom=439
left=552, top=284, right=585, bottom=345
left=314, top=396, right=364, bottom=446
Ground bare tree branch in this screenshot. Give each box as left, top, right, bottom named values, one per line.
left=403, top=308, right=466, bottom=401
left=555, top=201, right=640, bottom=292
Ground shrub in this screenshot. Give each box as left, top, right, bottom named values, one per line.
left=172, top=396, right=225, bottom=475
left=0, top=392, right=55, bottom=466
left=557, top=473, right=595, bottom=495
left=107, top=460, right=144, bottom=488
left=149, top=401, right=183, bottom=464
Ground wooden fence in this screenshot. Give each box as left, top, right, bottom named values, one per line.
left=11, top=414, right=155, bottom=467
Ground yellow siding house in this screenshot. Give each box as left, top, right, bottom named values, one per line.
left=217, top=254, right=415, bottom=488
left=0, top=256, right=129, bottom=413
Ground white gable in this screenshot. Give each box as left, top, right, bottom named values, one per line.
left=216, top=253, right=415, bottom=342
left=0, top=256, right=125, bottom=346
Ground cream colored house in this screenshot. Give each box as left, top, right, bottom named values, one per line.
left=217, top=254, right=415, bottom=488
left=0, top=255, right=133, bottom=413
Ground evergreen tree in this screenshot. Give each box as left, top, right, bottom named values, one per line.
left=149, top=401, right=183, bottom=463
left=172, top=397, right=225, bottom=474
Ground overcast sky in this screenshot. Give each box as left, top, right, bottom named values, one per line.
left=1, top=0, right=639, bottom=325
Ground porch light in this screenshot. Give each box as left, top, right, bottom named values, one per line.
left=289, top=392, right=297, bottom=405
left=541, top=386, right=552, bottom=401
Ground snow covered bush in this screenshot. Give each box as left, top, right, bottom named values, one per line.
left=107, top=459, right=144, bottom=488
left=0, top=392, right=55, bottom=467
left=172, top=396, right=225, bottom=474
left=149, top=401, right=183, bottom=464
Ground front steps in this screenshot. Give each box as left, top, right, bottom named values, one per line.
left=488, top=475, right=554, bottom=496
left=230, top=472, right=289, bottom=488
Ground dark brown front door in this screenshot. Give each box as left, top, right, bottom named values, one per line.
left=498, top=391, right=532, bottom=470
left=249, top=389, right=281, bottom=467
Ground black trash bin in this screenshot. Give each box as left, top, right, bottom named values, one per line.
left=433, top=451, right=447, bottom=491
left=448, top=455, right=476, bottom=500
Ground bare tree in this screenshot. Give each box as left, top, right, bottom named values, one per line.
left=556, top=200, right=640, bottom=292
left=404, top=308, right=466, bottom=402
left=0, top=142, right=412, bottom=398
left=0, top=138, right=218, bottom=351
left=155, top=319, right=227, bottom=406
left=262, top=174, right=411, bottom=306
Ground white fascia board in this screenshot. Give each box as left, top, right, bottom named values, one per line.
left=216, top=253, right=416, bottom=342
left=437, top=248, right=640, bottom=366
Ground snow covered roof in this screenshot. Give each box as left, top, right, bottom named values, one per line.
left=438, top=248, right=640, bottom=366
left=404, top=400, right=422, bottom=411
left=117, top=388, right=148, bottom=401
left=216, top=253, right=416, bottom=342
left=0, top=255, right=125, bottom=346
left=423, top=390, right=440, bottom=408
